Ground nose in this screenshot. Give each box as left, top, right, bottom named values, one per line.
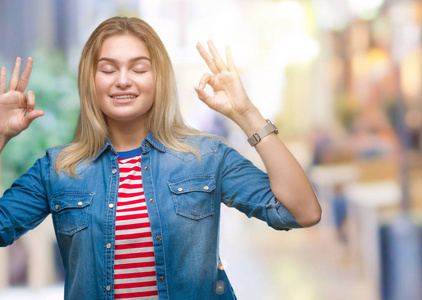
left=115, top=70, right=133, bottom=89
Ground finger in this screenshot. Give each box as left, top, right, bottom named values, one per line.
left=198, top=73, right=215, bottom=89
left=0, top=66, right=6, bottom=94
left=225, top=46, right=237, bottom=72
left=195, top=73, right=216, bottom=106
left=23, top=91, right=36, bottom=112
left=22, top=110, right=45, bottom=130
left=196, top=42, right=219, bottom=74
left=7, top=57, right=22, bottom=92
left=16, top=57, right=33, bottom=93
left=194, top=85, right=213, bottom=107
left=207, top=40, right=228, bottom=72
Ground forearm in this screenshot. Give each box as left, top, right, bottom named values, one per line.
left=234, top=106, right=321, bottom=228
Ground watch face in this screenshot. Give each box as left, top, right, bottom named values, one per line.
left=267, top=120, right=279, bottom=135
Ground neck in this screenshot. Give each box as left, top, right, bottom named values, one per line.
left=108, top=119, right=148, bottom=152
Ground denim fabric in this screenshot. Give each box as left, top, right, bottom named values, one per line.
left=0, top=133, right=301, bottom=299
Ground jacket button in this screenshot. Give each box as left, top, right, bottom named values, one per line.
left=106, top=285, right=111, bottom=291
left=106, top=243, right=112, bottom=249
left=149, top=198, right=155, bottom=203
left=109, top=203, right=114, bottom=209
left=144, top=166, right=150, bottom=171
left=160, top=276, right=165, bottom=282
left=78, top=201, right=83, bottom=206
left=204, top=186, right=209, bottom=191
left=55, top=204, right=59, bottom=210
left=156, top=235, right=162, bottom=241
left=144, top=142, right=149, bottom=147
left=177, top=187, right=183, bottom=192
left=112, top=169, right=117, bottom=174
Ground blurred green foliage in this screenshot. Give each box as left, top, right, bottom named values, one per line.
left=1, top=48, right=79, bottom=189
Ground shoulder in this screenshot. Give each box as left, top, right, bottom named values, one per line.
left=161, top=135, right=231, bottom=163
left=46, top=144, right=69, bottom=162
left=184, top=135, right=239, bottom=158
left=11, top=146, right=66, bottom=182
left=184, top=135, right=223, bottom=155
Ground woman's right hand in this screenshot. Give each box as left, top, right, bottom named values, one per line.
left=0, top=57, right=44, bottom=148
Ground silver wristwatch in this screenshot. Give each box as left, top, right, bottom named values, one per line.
left=247, top=119, right=279, bottom=147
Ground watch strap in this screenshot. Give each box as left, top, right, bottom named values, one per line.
left=247, top=119, right=279, bottom=147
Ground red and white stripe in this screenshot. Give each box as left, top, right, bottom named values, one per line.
left=114, top=154, right=158, bottom=299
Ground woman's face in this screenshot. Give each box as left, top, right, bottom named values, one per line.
left=94, top=34, right=155, bottom=126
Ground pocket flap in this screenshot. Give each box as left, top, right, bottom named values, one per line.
left=51, top=193, right=94, bottom=212
left=168, top=176, right=216, bottom=194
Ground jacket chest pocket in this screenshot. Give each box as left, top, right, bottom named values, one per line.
left=50, top=193, right=93, bottom=236
left=168, top=176, right=216, bottom=220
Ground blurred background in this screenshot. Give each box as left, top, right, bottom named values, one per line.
left=1, top=0, right=422, bottom=299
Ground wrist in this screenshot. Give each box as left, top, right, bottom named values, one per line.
left=232, top=106, right=268, bottom=137
left=247, top=119, right=279, bottom=147
left=0, top=136, right=10, bottom=153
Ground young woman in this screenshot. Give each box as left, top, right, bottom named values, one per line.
left=0, top=17, right=321, bottom=299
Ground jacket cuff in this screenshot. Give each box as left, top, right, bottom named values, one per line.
left=0, top=220, right=14, bottom=247
left=265, top=196, right=302, bottom=231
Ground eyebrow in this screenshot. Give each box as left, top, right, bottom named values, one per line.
left=97, top=56, right=151, bottom=63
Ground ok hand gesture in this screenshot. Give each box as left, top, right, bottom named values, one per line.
left=0, top=57, right=44, bottom=147
left=195, top=41, right=259, bottom=126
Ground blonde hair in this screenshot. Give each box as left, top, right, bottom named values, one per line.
left=55, top=17, right=203, bottom=175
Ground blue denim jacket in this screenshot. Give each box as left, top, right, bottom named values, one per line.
left=0, top=133, right=301, bottom=299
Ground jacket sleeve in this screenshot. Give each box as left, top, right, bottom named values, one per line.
left=219, top=142, right=302, bottom=231
left=0, top=155, right=50, bottom=246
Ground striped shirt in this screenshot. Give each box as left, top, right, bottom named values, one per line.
left=114, top=148, right=158, bottom=299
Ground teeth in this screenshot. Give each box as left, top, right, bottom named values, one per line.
left=112, top=95, right=136, bottom=99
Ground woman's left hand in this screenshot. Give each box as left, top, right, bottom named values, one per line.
left=195, top=41, right=255, bottom=123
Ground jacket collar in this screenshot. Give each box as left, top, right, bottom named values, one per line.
left=144, top=132, right=166, bottom=153
left=93, top=132, right=166, bottom=162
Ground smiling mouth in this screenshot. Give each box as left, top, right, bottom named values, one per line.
left=110, top=95, right=137, bottom=100
left=110, top=94, right=138, bottom=104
